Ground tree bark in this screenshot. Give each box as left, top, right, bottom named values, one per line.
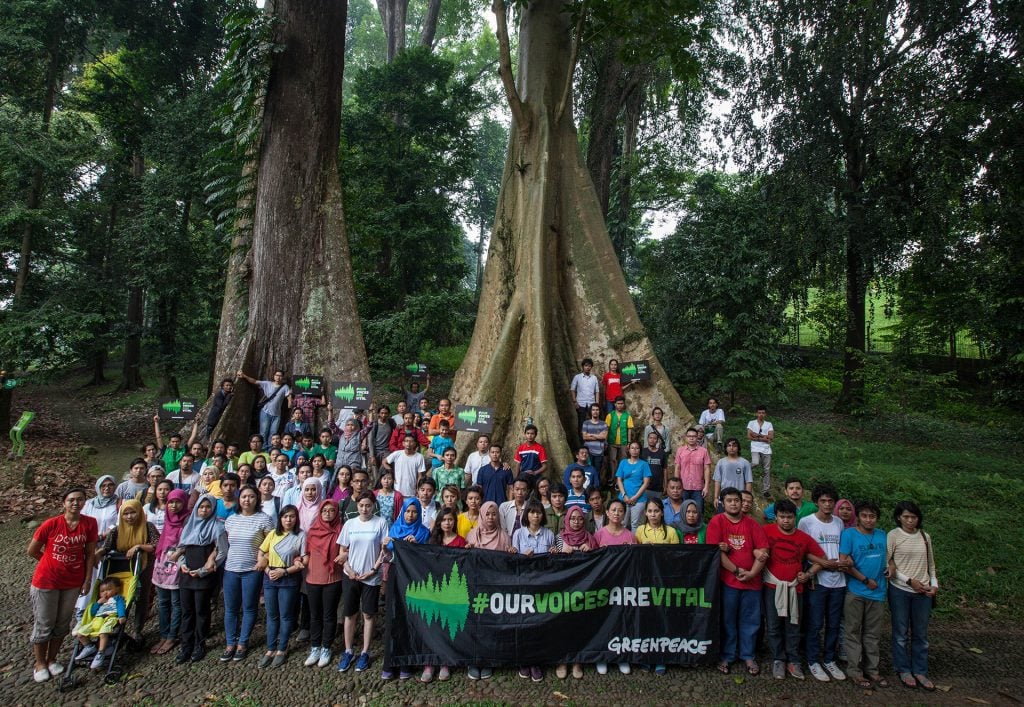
left=208, top=0, right=368, bottom=444
left=377, top=0, right=408, bottom=62
left=837, top=191, right=868, bottom=412
left=14, top=23, right=63, bottom=303
left=419, top=0, right=442, bottom=50
left=584, top=37, right=625, bottom=219
left=120, top=284, right=146, bottom=391
left=452, top=0, right=694, bottom=472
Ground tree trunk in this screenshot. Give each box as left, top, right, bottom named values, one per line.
left=584, top=37, right=625, bottom=219
left=14, top=24, right=63, bottom=303
left=837, top=192, right=868, bottom=412
left=209, top=0, right=368, bottom=444
left=419, top=0, right=442, bottom=50
left=452, top=0, right=694, bottom=472
left=156, top=295, right=180, bottom=398
left=611, top=83, right=643, bottom=259
left=377, top=0, right=408, bottom=62
left=120, top=284, right=146, bottom=390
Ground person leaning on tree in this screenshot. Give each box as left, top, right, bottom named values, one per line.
left=236, top=369, right=292, bottom=450
left=205, top=378, right=234, bottom=437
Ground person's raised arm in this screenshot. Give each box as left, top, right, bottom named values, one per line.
left=187, top=420, right=199, bottom=448
left=236, top=370, right=258, bottom=385
left=154, top=415, right=163, bottom=448
left=422, top=374, right=430, bottom=394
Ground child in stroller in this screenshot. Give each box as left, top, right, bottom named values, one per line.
left=72, top=576, right=126, bottom=669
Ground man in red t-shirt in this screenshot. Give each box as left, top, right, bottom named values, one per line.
left=762, top=498, right=827, bottom=680
left=705, top=487, right=767, bottom=675
left=27, top=488, right=98, bottom=682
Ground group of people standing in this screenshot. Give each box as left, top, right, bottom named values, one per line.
left=25, top=361, right=937, bottom=693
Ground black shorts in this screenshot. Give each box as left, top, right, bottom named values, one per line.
left=342, top=578, right=380, bottom=618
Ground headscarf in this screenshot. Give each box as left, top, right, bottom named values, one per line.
left=298, top=477, right=324, bottom=531
left=560, top=506, right=596, bottom=549
left=466, top=501, right=511, bottom=551
left=155, top=489, right=189, bottom=556
left=836, top=499, right=856, bottom=528
left=90, top=475, right=117, bottom=509
left=388, top=498, right=430, bottom=548
left=306, top=500, right=342, bottom=584
left=115, top=499, right=150, bottom=568
left=179, top=495, right=222, bottom=547
left=676, top=499, right=704, bottom=535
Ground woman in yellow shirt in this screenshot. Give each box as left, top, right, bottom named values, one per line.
left=457, top=487, right=482, bottom=538
left=634, top=499, right=681, bottom=545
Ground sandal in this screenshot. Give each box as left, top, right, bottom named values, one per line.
left=914, top=674, right=934, bottom=691
left=717, top=661, right=731, bottom=674
left=854, top=676, right=873, bottom=688
left=868, top=674, right=889, bottom=688
left=745, top=660, right=760, bottom=676
left=899, top=672, right=917, bottom=689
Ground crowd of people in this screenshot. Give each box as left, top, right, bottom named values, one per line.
left=26, top=359, right=938, bottom=692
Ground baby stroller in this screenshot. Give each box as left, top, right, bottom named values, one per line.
left=59, top=551, right=143, bottom=690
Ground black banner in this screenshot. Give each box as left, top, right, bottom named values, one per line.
left=620, top=360, right=651, bottom=382
left=386, top=543, right=719, bottom=667
left=291, top=374, right=324, bottom=397
left=157, top=397, right=197, bottom=421
left=404, top=363, right=428, bottom=379
left=330, top=381, right=372, bottom=410
left=452, top=404, right=495, bottom=434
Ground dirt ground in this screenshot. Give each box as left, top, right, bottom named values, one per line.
left=1, top=387, right=1022, bottom=706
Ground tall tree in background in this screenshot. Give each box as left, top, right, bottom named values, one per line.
left=735, top=0, right=989, bottom=411
left=210, top=0, right=369, bottom=443
left=451, top=0, right=702, bottom=470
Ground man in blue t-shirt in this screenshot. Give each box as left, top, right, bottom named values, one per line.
left=838, top=500, right=888, bottom=687
left=476, top=444, right=514, bottom=506
left=562, top=447, right=598, bottom=491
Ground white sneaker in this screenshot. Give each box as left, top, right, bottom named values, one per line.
left=824, top=661, right=846, bottom=680
left=808, top=662, right=830, bottom=682
left=89, top=652, right=105, bottom=670
left=304, top=647, right=321, bottom=667
left=618, top=662, right=631, bottom=675
left=76, top=643, right=97, bottom=661
left=32, top=668, right=50, bottom=683
left=317, top=650, right=332, bottom=668
left=47, top=662, right=64, bottom=676
left=595, top=662, right=608, bottom=675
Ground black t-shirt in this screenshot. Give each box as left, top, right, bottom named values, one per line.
left=640, top=448, right=667, bottom=493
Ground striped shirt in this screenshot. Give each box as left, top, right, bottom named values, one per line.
left=224, top=512, right=273, bottom=572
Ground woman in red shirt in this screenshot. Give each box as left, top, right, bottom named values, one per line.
left=27, top=487, right=98, bottom=683
left=601, top=359, right=630, bottom=414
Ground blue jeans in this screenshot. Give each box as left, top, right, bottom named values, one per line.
left=259, top=411, right=280, bottom=450
left=720, top=585, right=760, bottom=662
left=683, top=489, right=705, bottom=520
left=155, top=586, right=181, bottom=640
left=804, top=584, right=844, bottom=663
left=888, top=586, right=931, bottom=675
left=223, top=570, right=261, bottom=646
left=264, top=577, right=300, bottom=651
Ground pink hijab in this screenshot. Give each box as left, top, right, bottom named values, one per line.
left=836, top=499, right=856, bottom=529
left=466, top=501, right=511, bottom=551
left=298, top=477, right=324, bottom=531
left=560, top=506, right=596, bottom=549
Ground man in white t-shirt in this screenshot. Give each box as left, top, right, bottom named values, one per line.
left=237, top=368, right=291, bottom=449
left=381, top=434, right=426, bottom=497
left=699, top=397, right=726, bottom=453
left=746, top=405, right=774, bottom=498
left=570, top=358, right=601, bottom=438
left=463, top=434, right=490, bottom=486
left=798, top=483, right=850, bottom=683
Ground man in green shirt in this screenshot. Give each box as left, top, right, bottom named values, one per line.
left=764, top=477, right=817, bottom=522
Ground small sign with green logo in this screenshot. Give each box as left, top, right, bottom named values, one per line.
left=157, top=397, right=198, bottom=421
left=2, top=378, right=19, bottom=390
left=405, top=363, right=428, bottom=379
left=331, top=381, right=372, bottom=410
left=292, top=374, right=324, bottom=397
left=620, top=360, right=651, bottom=382
left=453, top=404, right=495, bottom=434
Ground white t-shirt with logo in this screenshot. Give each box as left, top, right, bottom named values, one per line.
left=798, top=514, right=846, bottom=589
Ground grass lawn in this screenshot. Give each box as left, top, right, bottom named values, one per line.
left=716, top=364, right=1024, bottom=620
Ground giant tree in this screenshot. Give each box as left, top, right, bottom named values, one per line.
left=734, top=0, right=989, bottom=411
left=207, top=0, right=369, bottom=443
left=450, top=0, right=700, bottom=470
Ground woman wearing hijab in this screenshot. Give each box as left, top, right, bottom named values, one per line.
left=553, top=505, right=595, bottom=679
left=97, top=499, right=159, bottom=644
left=304, top=500, right=343, bottom=668
left=76, top=477, right=120, bottom=619
left=835, top=499, right=856, bottom=529
left=672, top=499, right=706, bottom=544
left=151, top=489, right=189, bottom=655
left=297, top=477, right=325, bottom=532
left=174, top=494, right=227, bottom=663
left=465, top=501, right=512, bottom=552
left=380, top=498, right=431, bottom=680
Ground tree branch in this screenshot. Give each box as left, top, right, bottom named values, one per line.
left=555, top=0, right=587, bottom=124
left=492, top=0, right=529, bottom=135
left=419, top=0, right=442, bottom=49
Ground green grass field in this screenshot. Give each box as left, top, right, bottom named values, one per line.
left=717, top=365, right=1023, bottom=619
